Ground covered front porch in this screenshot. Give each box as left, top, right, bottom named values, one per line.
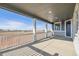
left=0, top=36, right=76, bottom=56
left=0, top=3, right=78, bottom=56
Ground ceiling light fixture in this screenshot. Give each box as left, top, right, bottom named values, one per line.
left=48, top=11, right=52, bottom=14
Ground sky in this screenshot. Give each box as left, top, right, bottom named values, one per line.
left=0, top=8, right=52, bottom=30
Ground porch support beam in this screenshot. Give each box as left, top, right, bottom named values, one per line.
left=33, top=18, right=36, bottom=42
left=45, top=23, right=48, bottom=38
left=52, top=23, right=54, bottom=36
left=60, top=22, right=62, bottom=31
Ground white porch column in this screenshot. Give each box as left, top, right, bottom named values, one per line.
left=60, top=22, right=62, bottom=31
left=33, top=18, right=36, bottom=42
left=52, top=23, right=54, bottom=36
left=45, top=23, right=48, bottom=38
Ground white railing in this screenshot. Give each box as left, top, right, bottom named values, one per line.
left=0, top=32, right=33, bottom=51
left=0, top=31, right=53, bottom=51
left=36, top=32, right=45, bottom=40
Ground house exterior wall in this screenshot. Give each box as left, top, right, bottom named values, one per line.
left=72, top=3, right=79, bottom=55
left=54, top=31, right=65, bottom=36
left=72, top=4, right=78, bottom=39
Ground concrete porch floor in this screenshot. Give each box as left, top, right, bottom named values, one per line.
left=1, top=36, right=76, bottom=56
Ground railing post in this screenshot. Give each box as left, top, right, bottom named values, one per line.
left=45, top=23, right=48, bottom=38
left=33, top=18, right=36, bottom=42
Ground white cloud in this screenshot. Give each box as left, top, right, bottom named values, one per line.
left=0, top=19, right=30, bottom=30
left=7, top=20, right=26, bottom=27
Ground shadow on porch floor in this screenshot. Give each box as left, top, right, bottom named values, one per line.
left=0, top=36, right=76, bottom=56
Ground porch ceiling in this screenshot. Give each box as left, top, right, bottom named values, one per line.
left=0, top=3, right=75, bottom=23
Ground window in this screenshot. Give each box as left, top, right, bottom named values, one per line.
left=54, top=22, right=61, bottom=31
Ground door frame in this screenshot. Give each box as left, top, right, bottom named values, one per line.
left=65, top=19, right=72, bottom=38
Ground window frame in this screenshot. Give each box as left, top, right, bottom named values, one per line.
left=54, top=22, right=61, bottom=31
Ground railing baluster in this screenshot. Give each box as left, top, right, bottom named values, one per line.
left=0, top=36, right=1, bottom=49
left=3, top=35, right=4, bottom=49
left=0, top=32, right=33, bottom=51
left=1, top=36, right=3, bottom=49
